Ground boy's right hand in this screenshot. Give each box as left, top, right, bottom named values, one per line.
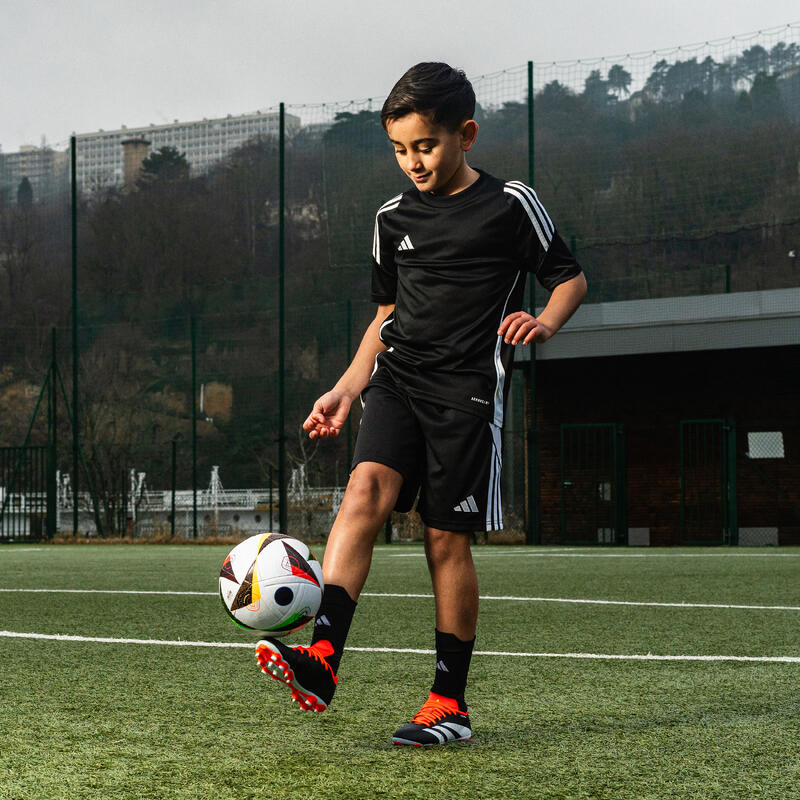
left=302, top=391, right=352, bottom=439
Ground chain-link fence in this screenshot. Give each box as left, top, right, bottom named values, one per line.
left=1, top=23, right=799, bottom=542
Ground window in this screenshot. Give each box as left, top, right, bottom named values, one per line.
left=746, top=431, right=785, bottom=459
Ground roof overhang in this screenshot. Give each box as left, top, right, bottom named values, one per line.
left=515, top=287, right=800, bottom=362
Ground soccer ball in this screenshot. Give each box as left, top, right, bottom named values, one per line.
left=219, top=532, right=324, bottom=636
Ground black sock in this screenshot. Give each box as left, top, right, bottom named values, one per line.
left=430, top=629, right=474, bottom=710
left=310, top=583, right=357, bottom=675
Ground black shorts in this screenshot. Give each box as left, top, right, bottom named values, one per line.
left=352, top=381, right=503, bottom=532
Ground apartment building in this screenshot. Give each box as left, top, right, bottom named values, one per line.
left=75, top=109, right=301, bottom=193
left=1, top=145, right=69, bottom=203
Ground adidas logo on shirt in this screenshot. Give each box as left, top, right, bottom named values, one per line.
left=453, top=495, right=479, bottom=513
left=397, top=235, right=414, bottom=251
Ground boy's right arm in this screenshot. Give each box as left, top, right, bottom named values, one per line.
left=302, top=303, right=395, bottom=439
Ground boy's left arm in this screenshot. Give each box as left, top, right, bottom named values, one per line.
left=498, top=271, right=587, bottom=346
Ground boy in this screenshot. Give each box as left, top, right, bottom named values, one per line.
left=255, top=62, right=587, bottom=746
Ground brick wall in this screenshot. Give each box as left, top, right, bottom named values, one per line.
left=534, top=345, right=800, bottom=545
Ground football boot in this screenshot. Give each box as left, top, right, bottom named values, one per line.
left=392, top=692, right=472, bottom=746
left=255, top=638, right=337, bottom=712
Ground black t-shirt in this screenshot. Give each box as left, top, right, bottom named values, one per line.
left=368, top=169, right=582, bottom=426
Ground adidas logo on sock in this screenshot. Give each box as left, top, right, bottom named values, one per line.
left=315, top=615, right=331, bottom=627
left=436, top=660, right=449, bottom=672
left=397, top=235, right=414, bottom=251
left=453, top=495, right=479, bottom=513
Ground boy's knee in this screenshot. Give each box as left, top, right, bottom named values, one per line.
left=424, top=527, right=471, bottom=566
left=345, top=462, right=402, bottom=515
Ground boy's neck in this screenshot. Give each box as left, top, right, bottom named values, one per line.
left=425, top=163, right=480, bottom=197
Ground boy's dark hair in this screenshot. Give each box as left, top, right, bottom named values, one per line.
left=381, top=62, right=475, bottom=132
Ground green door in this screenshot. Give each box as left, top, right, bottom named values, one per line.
left=680, top=419, right=737, bottom=545
left=560, top=423, right=627, bottom=545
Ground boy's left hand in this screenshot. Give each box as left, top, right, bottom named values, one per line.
left=498, top=311, right=553, bottom=345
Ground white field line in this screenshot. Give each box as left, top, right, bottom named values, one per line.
left=0, top=588, right=214, bottom=596
left=373, top=547, right=583, bottom=554
left=2, top=587, right=799, bottom=612
left=1, top=630, right=798, bottom=663
left=389, top=552, right=800, bottom=558
left=360, top=592, right=800, bottom=612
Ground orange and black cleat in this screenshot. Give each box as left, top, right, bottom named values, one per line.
left=255, top=638, right=338, bottom=712
left=392, top=692, right=472, bottom=746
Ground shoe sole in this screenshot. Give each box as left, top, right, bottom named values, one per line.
left=255, top=641, right=328, bottom=713
left=392, top=734, right=472, bottom=747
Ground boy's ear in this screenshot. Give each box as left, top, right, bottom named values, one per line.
left=460, top=119, right=479, bottom=151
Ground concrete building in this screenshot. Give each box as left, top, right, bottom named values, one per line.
left=74, top=109, right=301, bottom=193
left=1, top=145, right=69, bottom=203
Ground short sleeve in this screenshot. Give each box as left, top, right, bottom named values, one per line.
left=536, top=230, right=583, bottom=292
left=370, top=207, right=397, bottom=303
left=507, top=181, right=582, bottom=291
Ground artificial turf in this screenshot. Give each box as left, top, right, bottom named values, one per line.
left=1, top=544, right=799, bottom=799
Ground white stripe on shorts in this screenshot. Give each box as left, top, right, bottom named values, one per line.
left=485, top=422, right=503, bottom=530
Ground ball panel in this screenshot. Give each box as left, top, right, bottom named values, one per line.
left=265, top=610, right=314, bottom=635
left=218, top=586, right=261, bottom=630
left=219, top=533, right=324, bottom=635
left=219, top=554, right=236, bottom=583
left=282, top=541, right=321, bottom=587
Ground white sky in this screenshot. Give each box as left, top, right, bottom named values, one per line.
left=2, top=0, right=798, bottom=152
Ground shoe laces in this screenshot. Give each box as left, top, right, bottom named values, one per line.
left=295, top=640, right=336, bottom=677
left=411, top=693, right=462, bottom=727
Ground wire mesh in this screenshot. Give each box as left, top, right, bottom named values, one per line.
left=0, top=23, right=798, bottom=541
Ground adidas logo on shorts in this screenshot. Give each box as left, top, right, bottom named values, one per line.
left=453, top=495, right=479, bottom=513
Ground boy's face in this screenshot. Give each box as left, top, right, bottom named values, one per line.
left=386, top=112, right=477, bottom=196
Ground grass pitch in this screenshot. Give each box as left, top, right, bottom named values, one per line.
left=1, top=544, right=799, bottom=799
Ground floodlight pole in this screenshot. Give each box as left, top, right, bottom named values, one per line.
left=278, top=102, right=287, bottom=534
left=70, top=136, right=79, bottom=536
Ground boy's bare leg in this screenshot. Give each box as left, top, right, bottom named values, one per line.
left=322, top=461, right=404, bottom=600
left=424, top=526, right=479, bottom=640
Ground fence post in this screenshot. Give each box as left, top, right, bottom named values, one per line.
left=346, top=299, right=353, bottom=470
left=278, top=101, right=288, bottom=535
left=70, top=135, right=80, bottom=537
left=269, top=464, right=274, bottom=531
left=525, top=61, right=541, bottom=545
left=615, top=424, right=628, bottom=545
left=171, top=438, right=177, bottom=538
left=46, top=328, right=57, bottom=537
left=191, top=315, right=198, bottom=539
left=726, top=418, right=738, bottom=545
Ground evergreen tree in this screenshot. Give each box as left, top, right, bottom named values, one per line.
left=17, top=176, right=33, bottom=207
left=608, top=64, right=632, bottom=98
left=139, top=145, right=190, bottom=183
